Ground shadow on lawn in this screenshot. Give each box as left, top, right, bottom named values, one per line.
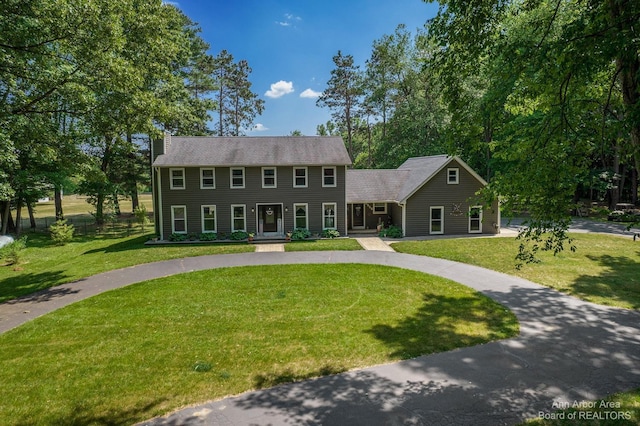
left=44, top=397, right=168, bottom=426
left=219, top=286, right=640, bottom=426
left=0, top=270, right=71, bottom=303
left=570, top=254, right=640, bottom=309
left=82, top=234, right=151, bottom=254
left=365, top=293, right=518, bottom=359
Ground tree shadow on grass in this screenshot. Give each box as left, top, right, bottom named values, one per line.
left=570, top=254, right=640, bottom=309
left=82, top=234, right=151, bottom=255
left=33, top=397, right=169, bottom=426
left=253, top=365, right=348, bottom=390
left=365, top=293, right=518, bottom=359
left=0, top=270, right=72, bottom=303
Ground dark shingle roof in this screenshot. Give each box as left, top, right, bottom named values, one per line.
left=346, top=170, right=409, bottom=203
left=153, top=136, right=352, bottom=167
left=396, top=155, right=451, bottom=201
left=347, top=155, right=481, bottom=204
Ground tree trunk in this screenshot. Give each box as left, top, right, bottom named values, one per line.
left=27, top=202, right=36, bottom=229
left=1, top=201, right=9, bottom=235
left=15, top=200, right=22, bottom=237
left=95, top=193, right=104, bottom=226
left=54, top=186, right=64, bottom=220
left=131, top=189, right=139, bottom=212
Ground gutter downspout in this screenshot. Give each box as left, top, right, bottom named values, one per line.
left=156, top=167, right=164, bottom=240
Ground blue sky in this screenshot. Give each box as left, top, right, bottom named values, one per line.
left=170, top=1, right=439, bottom=136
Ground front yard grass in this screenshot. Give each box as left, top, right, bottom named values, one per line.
left=392, top=233, right=640, bottom=309
left=0, top=264, right=518, bottom=425
left=285, top=237, right=363, bottom=251
left=0, top=232, right=253, bottom=303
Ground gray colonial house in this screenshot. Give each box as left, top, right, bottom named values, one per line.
left=151, top=135, right=500, bottom=240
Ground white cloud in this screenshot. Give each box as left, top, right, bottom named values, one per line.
left=253, top=123, right=269, bottom=132
left=265, top=80, right=294, bottom=98
left=276, top=13, right=301, bottom=27
left=300, top=88, right=321, bottom=99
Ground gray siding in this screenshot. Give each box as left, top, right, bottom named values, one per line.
left=404, top=159, right=499, bottom=237
left=157, top=165, right=347, bottom=238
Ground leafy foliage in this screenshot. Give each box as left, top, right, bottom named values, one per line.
left=49, top=220, right=74, bottom=246
left=290, top=228, right=311, bottom=240
left=321, top=229, right=341, bottom=239
left=0, top=236, right=27, bottom=265
left=379, top=225, right=403, bottom=238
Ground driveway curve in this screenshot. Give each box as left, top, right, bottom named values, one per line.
left=2, top=251, right=640, bottom=425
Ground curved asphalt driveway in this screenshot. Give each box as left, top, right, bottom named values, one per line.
left=1, top=249, right=639, bottom=425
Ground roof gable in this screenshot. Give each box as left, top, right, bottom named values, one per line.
left=397, top=155, right=488, bottom=203
left=152, top=136, right=352, bottom=167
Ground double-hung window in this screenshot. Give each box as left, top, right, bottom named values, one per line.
left=200, top=168, right=215, bottom=189
left=262, top=167, right=277, bottom=188
left=170, top=168, right=185, bottom=190
left=293, top=167, right=307, bottom=188
left=231, top=205, right=246, bottom=232
left=447, top=168, right=459, bottom=184
left=201, top=205, right=217, bottom=232
left=230, top=168, right=245, bottom=189
left=171, top=205, right=187, bottom=233
left=294, top=203, right=308, bottom=229
left=430, top=206, right=444, bottom=234
left=322, top=203, right=337, bottom=229
left=322, top=167, right=336, bottom=187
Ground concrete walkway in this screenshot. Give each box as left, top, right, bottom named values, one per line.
left=355, top=236, right=396, bottom=252
left=1, top=250, right=638, bottom=425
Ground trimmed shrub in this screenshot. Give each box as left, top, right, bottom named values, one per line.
left=168, top=233, right=188, bottom=242
left=291, top=228, right=311, bottom=240
left=230, top=231, right=249, bottom=240
left=322, top=229, right=340, bottom=239
left=49, top=219, right=74, bottom=245
left=0, top=236, right=27, bottom=266
left=379, top=225, right=403, bottom=238
left=198, top=232, right=218, bottom=241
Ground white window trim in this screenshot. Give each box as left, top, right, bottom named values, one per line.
left=169, top=168, right=185, bottom=190
left=261, top=167, right=277, bottom=188
left=322, top=166, right=337, bottom=188
left=372, top=202, right=387, bottom=214
left=447, top=168, right=459, bottom=185
left=230, top=167, right=245, bottom=189
left=171, top=205, right=187, bottom=234
left=293, top=203, right=309, bottom=229
left=469, top=206, right=483, bottom=234
left=201, top=205, right=217, bottom=233
left=430, top=206, right=444, bottom=235
left=293, top=167, right=308, bottom=188
left=199, top=168, right=216, bottom=189
left=322, top=202, right=337, bottom=230
left=231, top=204, right=246, bottom=232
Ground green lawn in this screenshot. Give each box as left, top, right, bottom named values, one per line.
left=285, top=237, right=363, bottom=251
left=0, top=232, right=253, bottom=303
left=0, top=264, right=518, bottom=425
left=392, top=233, right=640, bottom=309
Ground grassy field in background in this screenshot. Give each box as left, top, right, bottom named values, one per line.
left=0, top=264, right=518, bottom=425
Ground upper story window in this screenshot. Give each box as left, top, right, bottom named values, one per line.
left=200, top=168, right=215, bottom=189
left=230, top=167, right=245, bottom=189
left=447, top=168, right=459, bottom=184
left=170, top=168, right=185, bottom=190
left=262, top=167, right=277, bottom=188
left=322, top=166, right=336, bottom=187
left=293, top=167, right=307, bottom=188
